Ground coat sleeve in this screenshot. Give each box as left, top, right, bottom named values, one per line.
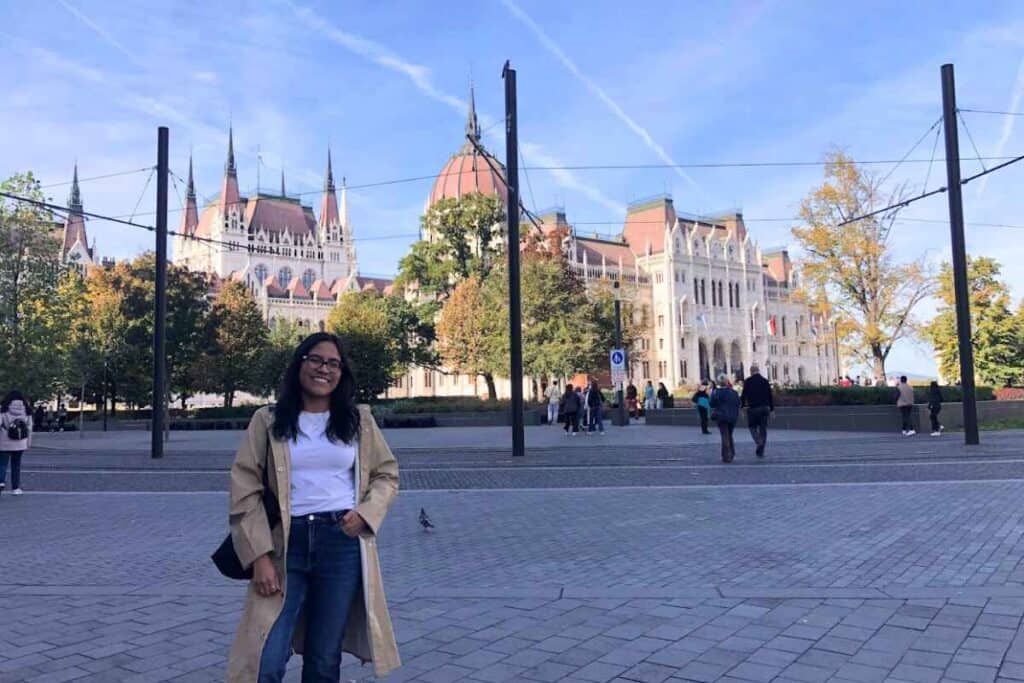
left=228, top=409, right=275, bottom=570
left=356, top=407, right=399, bottom=536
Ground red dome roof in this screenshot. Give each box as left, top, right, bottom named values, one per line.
left=427, top=147, right=507, bottom=209
left=426, top=87, right=507, bottom=209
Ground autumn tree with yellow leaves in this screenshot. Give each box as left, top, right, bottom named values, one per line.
left=792, top=151, right=933, bottom=382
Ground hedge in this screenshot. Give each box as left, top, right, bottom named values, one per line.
left=672, top=384, right=995, bottom=406
left=374, top=397, right=542, bottom=415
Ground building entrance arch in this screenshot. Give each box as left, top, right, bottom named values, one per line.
left=712, top=339, right=727, bottom=380
left=730, top=340, right=744, bottom=381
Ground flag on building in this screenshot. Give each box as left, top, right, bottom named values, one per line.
left=697, top=312, right=709, bottom=330
left=766, top=317, right=777, bottom=336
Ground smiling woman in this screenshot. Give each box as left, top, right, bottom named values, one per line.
left=226, top=332, right=401, bottom=682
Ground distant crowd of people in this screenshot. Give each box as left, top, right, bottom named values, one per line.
left=541, top=367, right=947, bottom=457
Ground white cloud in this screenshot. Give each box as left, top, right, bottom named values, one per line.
left=193, top=71, right=218, bottom=84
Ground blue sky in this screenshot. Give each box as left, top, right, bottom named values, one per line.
left=2, top=0, right=1023, bottom=376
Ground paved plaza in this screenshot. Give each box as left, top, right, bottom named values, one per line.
left=4, top=425, right=1024, bottom=681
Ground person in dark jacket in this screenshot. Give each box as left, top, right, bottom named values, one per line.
left=560, top=384, right=581, bottom=435
left=656, top=382, right=670, bottom=410
left=927, top=381, right=944, bottom=436
left=692, top=383, right=712, bottom=434
left=710, top=375, right=741, bottom=463
left=740, top=364, right=774, bottom=457
left=586, top=379, right=606, bottom=434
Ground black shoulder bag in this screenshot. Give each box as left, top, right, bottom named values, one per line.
left=211, top=457, right=281, bottom=580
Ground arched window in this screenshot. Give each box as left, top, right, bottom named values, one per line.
left=253, top=263, right=268, bottom=284
left=700, top=279, right=706, bottom=305
left=718, top=281, right=724, bottom=306
left=302, top=269, right=317, bottom=290
left=278, top=266, right=293, bottom=284
left=782, top=316, right=788, bottom=337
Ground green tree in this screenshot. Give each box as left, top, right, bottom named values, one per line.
left=166, top=264, right=212, bottom=408
left=326, top=291, right=412, bottom=402
left=923, top=256, right=1024, bottom=386
left=395, top=193, right=506, bottom=298
left=259, top=318, right=304, bottom=398
left=0, top=172, right=64, bottom=399
left=196, top=281, right=267, bottom=406
left=792, top=150, right=933, bottom=381
left=436, top=274, right=505, bottom=400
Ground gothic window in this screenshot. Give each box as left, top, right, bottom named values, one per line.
left=253, top=264, right=268, bottom=283
left=657, top=315, right=665, bottom=328
left=782, top=316, right=788, bottom=337
left=278, top=266, right=293, bottom=284
left=718, top=281, right=724, bottom=307
left=700, top=279, right=706, bottom=305
left=302, top=269, right=317, bottom=290
left=658, top=338, right=664, bottom=350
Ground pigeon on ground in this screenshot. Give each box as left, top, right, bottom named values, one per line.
left=419, top=508, right=435, bottom=531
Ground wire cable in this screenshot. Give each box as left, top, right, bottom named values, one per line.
left=958, top=108, right=1024, bottom=117
left=923, top=125, right=942, bottom=193
left=126, top=168, right=156, bottom=224
left=879, top=117, right=942, bottom=188
left=956, top=109, right=987, bottom=173
left=38, top=167, right=154, bottom=190
left=838, top=153, right=1024, bottom=226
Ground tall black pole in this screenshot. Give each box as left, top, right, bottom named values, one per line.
left=940, top=64, right=979, bottom=445
left=152, top=126, right=169, bottom=458
left=614, top=288, right=627, bottom=427
left=504, top=61, right=525, bottom=457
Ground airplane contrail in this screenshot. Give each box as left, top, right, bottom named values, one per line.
left=977, top=58, right=1024, bottom=197
left=290, top=2, right=626, bottom=215
left=499, top=0, right=701, bottom=195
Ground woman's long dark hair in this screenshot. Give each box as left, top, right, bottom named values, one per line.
left=1, top=391, right=27, bottom=413
left=271, top=333, right=360, bottom=444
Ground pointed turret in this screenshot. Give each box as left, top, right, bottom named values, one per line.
left=61, top=163, right=91, bottom=263
left=280, top=170, right=286, bottom=198
left=465, top=86, right=480, bottom=143
left=219, top=126, right=241, bottom=214
left=179, top=155, right=199, bottom=235
left=318, top=147, right=339, bottom=237
left=69, top=163, right=82, bottom=210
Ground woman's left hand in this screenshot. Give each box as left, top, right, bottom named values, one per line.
left=340, top=510, right=368, bottom=537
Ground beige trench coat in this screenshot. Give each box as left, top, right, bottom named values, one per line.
left=225, top=405, right=400, bottom=681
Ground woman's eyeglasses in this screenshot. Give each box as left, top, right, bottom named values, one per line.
left=302, top=354, right=343, bottom=372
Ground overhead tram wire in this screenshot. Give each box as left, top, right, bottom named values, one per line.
left=958, top=108, right=1024, bottom=117
left=838, top=153, right=1024, bottom=226
left=463, top=133, right=546, bottom=238
left=956, top=110, right=988, bottom=173
left=879, top=116, right=943, bottom=188
left=38, top=167, right=154, bottom=190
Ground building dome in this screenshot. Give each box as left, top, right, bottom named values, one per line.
left=426, top=88, right=507, bottom=209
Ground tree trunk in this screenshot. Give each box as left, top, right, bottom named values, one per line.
left=483, top=373, right=497, bottom=402
left=872, top=355, right=886, bottom=383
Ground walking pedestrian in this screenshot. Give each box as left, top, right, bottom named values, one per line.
left=625, top=383, right=639, bottom=419
left=895, top=375, right=916, bottom=436
left=545, top=380, right=561, bottom=426
left=643, top=381, right=656, bottom=413
left=56, top=403, right=67, bottom=432
left=587, top=379, right=606, bottom=434
left=656, top=382, right=669, bottom=410
left=692, top=383, right=712, bottom=435
left=927, top=381, right=943, bottom=436
left=560, top=384, right=581, bottom=435
left=0, top=391, right=33, bottom=497
left=226, top=332, right=401, bottom=682
left=710, top=375, right=741, bottom=463
left=740, top=364, right=774, bottom=457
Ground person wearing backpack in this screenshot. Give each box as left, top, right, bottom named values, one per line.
left=0, top=390, right=33, bottom=496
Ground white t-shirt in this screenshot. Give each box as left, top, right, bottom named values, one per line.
left=289, top=411, right=357, bottom=516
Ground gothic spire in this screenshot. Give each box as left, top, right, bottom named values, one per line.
left=280, top=170, right=286, bottom=198
left=324, top=147, right=335, bottom=192
left=465, top=86, right=480, bottom=143
left=186, top=155, right=196, bottom=199
left=69, top=162, right=82, bottom=209
left=225, top=126, right=236, bottom=176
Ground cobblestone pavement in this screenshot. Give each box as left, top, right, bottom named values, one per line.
left=5, top=431, right=1024, bottom=681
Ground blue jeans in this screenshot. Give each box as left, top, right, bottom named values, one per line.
left=588, top=407, right=604, bottom=432
left=259, top=514, right=363, bottom=683
left=0, top=451, right=22, bottom=489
